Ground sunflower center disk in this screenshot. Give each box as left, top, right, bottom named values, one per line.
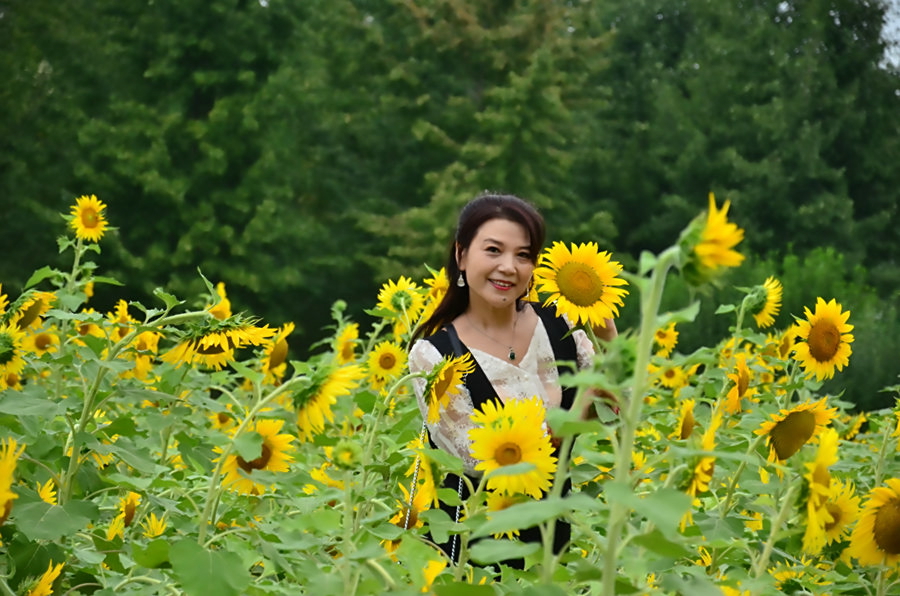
left=495, top=442, right=522, bottom=466
left=823, top=503, right=843, bottom=532
left=873, top=499, right=900, bottom=555
left=268, top=340, right=288, bottom=371
left=379, top=353, right=397, bottom=370
left=556, top=263, right=604, bottom=307
left=82, top=208, right=99, bottom=227
left=808, top=321, right=841, bottom=362
left=237, top=444, right=273, bottom=473
left=35, top=334, right=53, bottom=351
left=770, top=410, right=816, bottom=460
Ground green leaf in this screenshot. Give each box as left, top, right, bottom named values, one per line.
left=153, top=287, right=182, bottom=309
left=631, top=528, right=693, bottom=558
left=233, top=430, right=263, bottom=462
left=714, top=304, right=737, bottom=314
left=603, top=483, right=691, bottom=538
left=92, top=275, right=124, bottom=286
left=423, top=447, right=464, bottom=476
left=170, top=540, right=251, bottom=596
left=24, top=266, right=60, bottom=289
left=132, top=539, right=171, bottom=569
left=468, top=538, right=539, bottom=564
left=14, top=500, right=99, bottom=541
left=471, top=495, right=598, bottom=539
left=435, top=585, right=496, bottom=596
left=0, top=391, right=64, bottom=417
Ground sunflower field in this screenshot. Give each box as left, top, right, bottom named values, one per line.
left=1, top=194, right=898, bottom=596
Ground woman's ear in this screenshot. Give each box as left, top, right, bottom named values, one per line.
left=455, top=243, right=465, bottom=271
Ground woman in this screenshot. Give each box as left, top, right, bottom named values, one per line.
left=408, top=193, right=616, bottom=568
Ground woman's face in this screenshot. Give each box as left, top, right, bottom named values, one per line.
left=458, top=218, right=534, bottom=311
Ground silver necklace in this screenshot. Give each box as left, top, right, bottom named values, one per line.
left=466, top=311, right=519, bottom=361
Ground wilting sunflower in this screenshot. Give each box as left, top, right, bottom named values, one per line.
left=141, top=512, right=168, bottom=539
left=367, top=341, right=407, bottom=381
left=846, top=477, right=900, bottom=566
left=220, top=418, right=296, bottom=495
left=802, top=427, right=839, bottom=554
left=469, top=397, right=557, bottom=499
left=692, top=193, right=745, bottom=271
left=750, top=277, right=783, bottom=329
left=822, top=479, right=860, bottom=547
left=161, top=316, right=275, bottom=371
left=424, top=353, right=475, bottom=424
left=295, top=364, right=365, bottom=441
left=754, top=398, right=837, bottom=463
left=207, top=282, right=232, bottom=321
left=25, top=561, right=64, bottom=596
left=0, top=324, right=27, bottom=380
left=69, top=194, right=108, bottom=242
left=534, top=241, right=628, bottom=330
left=654, top=322, right=679, bottom=357
left=333, top=323, right=359, bottom=365
left=0, top=438, right=24, bottom=525
left=377, top=276, right=425, bottom=322
left=260, top=322, right=295, bottom=385
left=724, top=353, right=754, bottom=415
left=792, top=297, right=854, bottom=381
left=6, top=290, right=56, bottom=330
left=670, top=399, right=696, bottom=440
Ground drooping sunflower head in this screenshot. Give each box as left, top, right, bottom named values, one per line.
left=332, top=322, right=359, bottom=365
left=654, top=322, right=679, bottom=357
left=160, top=315, right=276, bottom=371
left=754, top=398, right=838, bottom=462
left=69, top=194, right=109, bottom=242
left=220, top=418, right=296, bottom=495
left=791, top=297, right=854, bottom=381
left=4, top=290, right=57, bottom=331
left=468, top=397, right=557, bottom=499
left=294, top=364, right=365, bottom=441
left=801, top=427, right=840, bottom=555
left=748, top=277, right=783, bottom=329
left=366, top=341, right=407, bottom=382
left=724, top=352, right=754, bottom=415
left=0, top=324, right=27, bottom=379
left=847, top=477, right=900, bottom=567
left=118, top=491, right=142, bottom=528
left=671, top=399, right=696, bottom=440
left=679, top=193, right=745, bottom=285
left=533, top=241, right=629, bottom=329
left=424, top=353, right=475, bottom=424
left=260, top=321, right=295, bottom=383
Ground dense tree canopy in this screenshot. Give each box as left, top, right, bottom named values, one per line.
left=2, top=0, right=899, bottom=406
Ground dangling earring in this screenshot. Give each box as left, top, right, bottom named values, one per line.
left=457, top=272, right=466, bottom=287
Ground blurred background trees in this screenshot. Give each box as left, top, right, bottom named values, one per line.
left=2, top=0, right=898, bottom=408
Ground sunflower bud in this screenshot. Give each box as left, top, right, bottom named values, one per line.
left=331, top=439, right=362, bottom=470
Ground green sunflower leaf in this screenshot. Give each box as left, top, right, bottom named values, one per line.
left=170, top=540, right=250, bottom=596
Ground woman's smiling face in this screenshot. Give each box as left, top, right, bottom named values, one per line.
left=458, top=218, right=535, bottom=310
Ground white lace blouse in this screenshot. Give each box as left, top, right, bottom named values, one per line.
left=408, top=313, right=595, bottom=476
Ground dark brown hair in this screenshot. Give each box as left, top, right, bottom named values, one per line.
left=413, top=193, right=545, bottom=339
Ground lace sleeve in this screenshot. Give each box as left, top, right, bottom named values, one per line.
left=408, top=339, right=480, bottom=476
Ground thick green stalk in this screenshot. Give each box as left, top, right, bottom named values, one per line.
left=750, top=484, right=798, bottom=581
left=602, top=246, right=679, bottom=596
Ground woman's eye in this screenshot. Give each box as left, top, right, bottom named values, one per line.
left=486, top=246, right=500, bottom=253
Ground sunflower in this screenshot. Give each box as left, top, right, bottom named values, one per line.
left=802, top=427, right=839, bottom=554
left=533, top=241, right=628, bottom=330
left=424, top=353, right=475, bottom=424
left=7, top=291, right=56, bottom=330
left=72, top=308, right=106, bottom=346
left=404, top=435, right=439, bottom=508
left=670, top=399, right=696, bottom=440
left=390, top=481, right=432, bottom=531
left=0, top=284, right=7, bottom=316
left=220, top=418, right=296, bottom=495
left=692, top=193, right=745, bottom=271
left=141, top=512, right=168, bottom=538
left=333, top=323, right=359, bottom=365
left=107, top=512, right=125, bottom=540
left=0, top=438, right=25, bottom=525
left=686, top=406, right=724, bottom=499
left=0, top=324, right=27, bottom=380
left=106, top=299, right=137, bottom=343
left=121, top=330, right=161, bottom=381
left=486, top=490, right=528, bottom=539
left=377, top=276, right=425, bottom=323
left=791, top=298, right=854, bottom=381
left=846, top=477, right=900, bottom=566
left=654, top=322, right=679, bottom=357
left=754, top=398, right=837, bottom=462
left=69, top=194, right=108, bottom=242
left=25, top=561, right=64, bottom=596
left=295, top=364, right=365, bottom=441
left=750, top=277, right=783, bottom=328
left=36, top=479, right=57, bottom=505
left=421, top=559, right=447, bottom=594
left=468, top=397, right=557, bottom=499
left=260, top=322, right=295, bottom=384
left=367, top=341, right=407, bottom=381
left=822, top=479, right=860, bottom=546
left=724, top=353, right=754, bottom=415
left=161, top=317, right=275, bottom=370
left=207, top=282, right=232, bottom=321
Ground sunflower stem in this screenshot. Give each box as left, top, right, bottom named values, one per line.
left=600, top=247, right=679, bottom=595
left=871, top=413, right=895, bottom=487
left=718, top=433, right=766, bottom=519
left=196, top=374, right=307, bottom=544
left=750, top=483, right=798, bottom=581
left=453, top=474, right=487, bottom=581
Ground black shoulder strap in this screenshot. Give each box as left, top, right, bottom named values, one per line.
left=532, top=303, right=579, bottom=410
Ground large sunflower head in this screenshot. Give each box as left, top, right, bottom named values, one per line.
left=533, top=241, right=629, bottom=329
left=679, top=193, right=745, bottom=285
left=468, top=397, right=557, bottom=499
left=0, top=324, right=27, bottom=380
left=791, top=297, right=854, bottom=381
left=0, top=438, right=25, bottom=525
left=22, top=325, right=60, bottom=358
left=5, top=290, right=57, bottom=331
left=161, top=315, right=275, bottom=371
left=424, top=353, right=475, bottom=424
left=376, top=276, right=425, bottom=322
left=748, top=277, right=783, bottom=329
left=69, top=194, right=109, bottom=242
left=366, top=341, right=407, bottom=381
left=754, top=398, right=838, bottom=462
left=846, top=477, right=900, bottom=567
left=219, top=418, right=296, bottom=495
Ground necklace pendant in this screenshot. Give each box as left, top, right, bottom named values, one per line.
left=508, top=348, right=516, bottom=361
